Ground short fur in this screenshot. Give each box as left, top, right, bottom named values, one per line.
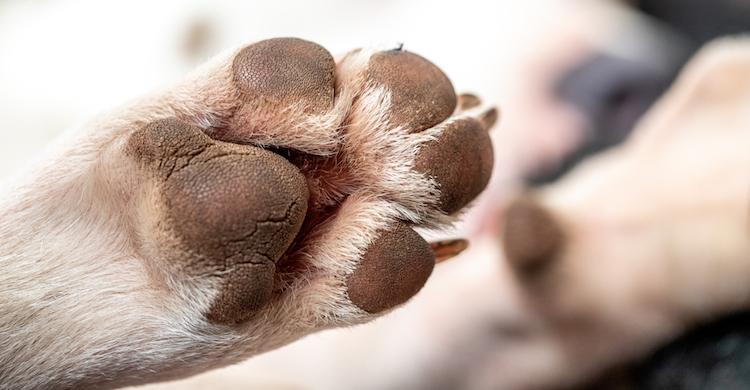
left=0, top=38, right=495, bottom=389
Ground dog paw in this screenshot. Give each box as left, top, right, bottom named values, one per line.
left=0, top=38, right=495, bottom=388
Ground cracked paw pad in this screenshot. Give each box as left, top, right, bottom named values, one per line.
left=128, top=118, right=308, bottom=323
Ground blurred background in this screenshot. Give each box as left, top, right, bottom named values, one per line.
left=0, top=0, right=692, bottom=187
left=2, top=0, right=749, bottom=389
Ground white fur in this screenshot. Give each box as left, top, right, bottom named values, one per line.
left=0, top=41, right=487, bottom=389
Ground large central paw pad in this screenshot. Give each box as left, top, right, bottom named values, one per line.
left=127, top=38, right=496, bottom=325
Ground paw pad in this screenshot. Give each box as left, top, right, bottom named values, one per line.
left=232, top=37, right=335, bottom=114
left=129, top=118, right=308, bottom=322
left=128, top=39, right=496, bottom=325
left=346, top=221, right=435, bottom=314
left=367, top=49, right=456, bottom=133
left=414, top=117, right=494, bottom=214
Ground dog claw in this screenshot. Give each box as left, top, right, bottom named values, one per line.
left=457, top=93, right=482, bottom=111
left=478, top=107, right=499, bottom=131
left=430, top=239, right=469, bottom=264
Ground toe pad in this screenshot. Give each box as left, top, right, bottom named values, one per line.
left=415, top=117, right=494, bottom=214
left=232, top=37, right=335, bottom=114
left=346, top=222, right=435, bottom=314
left=367, top=49, right=457, bottom=133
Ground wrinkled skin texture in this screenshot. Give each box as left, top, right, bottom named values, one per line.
left=0, top=38, right=495, bottom=389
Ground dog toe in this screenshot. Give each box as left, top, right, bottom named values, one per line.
left=232, top=38, right=334, bottom=114
left=366, top=49, right=457, bottom=133
left=346, top=221, right=435, bottom=314
left=414, top=116, right=494, bottom=214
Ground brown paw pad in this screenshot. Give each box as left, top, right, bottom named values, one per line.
left=503, top=196, right=565, bottom=274
left=128, top=118, right=309, bottom=323
left=414, top=117, right=494, bottom=214
left=367, top=49, right=457, bottom=133
left=232, top=37, right=335, bottom=114
left=346, top=221, right=435, bottom=314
